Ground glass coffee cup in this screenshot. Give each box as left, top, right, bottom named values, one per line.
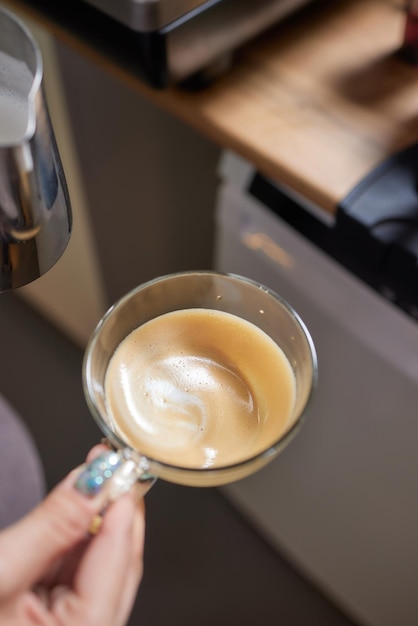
left=81, top=271, right=317, bottom=497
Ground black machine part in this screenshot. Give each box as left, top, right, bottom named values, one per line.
left=336, top=143, right=418, bottom=315
left=247, top=142, right=418, bottom=321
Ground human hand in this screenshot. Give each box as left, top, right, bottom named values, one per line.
left=0, top=445, right=145, bottom=626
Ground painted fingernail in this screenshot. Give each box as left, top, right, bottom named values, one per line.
left=74, top=451, right=123, bottom=497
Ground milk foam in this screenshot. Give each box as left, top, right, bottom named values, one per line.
left=105, top=309, right=296, bottom=468
left=0, top=50, right=32, bottom=144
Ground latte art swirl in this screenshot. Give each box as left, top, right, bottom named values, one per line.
left=105, top=309, right=296, bottom=468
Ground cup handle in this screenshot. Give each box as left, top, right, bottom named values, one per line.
left=75, top=448, right=156, bottom=501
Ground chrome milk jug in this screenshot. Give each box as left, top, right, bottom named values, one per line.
left=0, top=6, right=71, bottom=290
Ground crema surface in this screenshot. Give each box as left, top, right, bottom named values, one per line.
left=105, top=309, right=296, bottom=468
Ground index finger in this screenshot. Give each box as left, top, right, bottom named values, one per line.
left=0, top=467, right=110, bottom=599
left=0, top=445, right=112, bottom=599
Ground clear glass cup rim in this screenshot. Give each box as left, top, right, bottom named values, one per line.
left=82, top=270, right=318, bottom=478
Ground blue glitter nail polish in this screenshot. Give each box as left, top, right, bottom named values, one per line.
left=75, top=451, right=123, bottom=496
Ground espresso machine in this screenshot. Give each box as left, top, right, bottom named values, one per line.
left=11, top=0, right=316, bottom=87
left=78, top=0, right=316, bottom=86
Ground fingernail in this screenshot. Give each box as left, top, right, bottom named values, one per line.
left=74, top=450, right=123, bottom=497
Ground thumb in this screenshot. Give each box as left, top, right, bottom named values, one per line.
left=0, top=464, right=109, bottom=599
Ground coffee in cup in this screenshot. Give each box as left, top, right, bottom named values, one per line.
left=105, top=307, right=296, bottom=469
